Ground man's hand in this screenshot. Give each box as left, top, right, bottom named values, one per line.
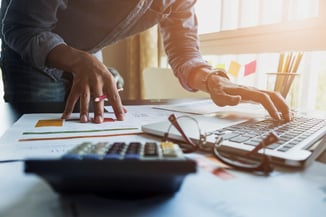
left=188, top=68, right=291, bottom=122
left=206, top=74, right=291, bottom=121
left=46, top=44, right=125, bottom=123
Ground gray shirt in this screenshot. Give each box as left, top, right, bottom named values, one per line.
left=1, top=0, right=211, bottom=90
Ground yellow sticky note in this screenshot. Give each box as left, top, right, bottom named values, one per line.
left=215, top=63, right=225, bottom=70
left=228, top=61, right=241, bottom=78
left=35, top=119, right=63, bottom=127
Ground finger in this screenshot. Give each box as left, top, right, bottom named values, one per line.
left=91, top=83, right=105, bottom=124
left=226, top=87, right=281, bottom=120
left=104, top=86, right=125, bottom=121
left=79, top=91, right=90, bottom=123
left=61, top=87, right=80, bottom=120
left=262, top=90, right=291, bottom=121
left=92, top=95, right=104, bottom=124
left=257, top=93, right=281, bottom=120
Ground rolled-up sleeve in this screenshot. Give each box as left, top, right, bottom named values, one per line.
left=159, top=0, right=211, bottom=91
left=1, top=0, right=67, bottom=69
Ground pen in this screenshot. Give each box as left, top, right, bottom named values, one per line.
left=94, top=88, right=124, bottom=102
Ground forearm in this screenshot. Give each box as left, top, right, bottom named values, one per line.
left=46, top=44, right=88, bottom=73
left=188, top=67, right=230, bottom=93
left=1, top=0, right=67, bottom=69
left=159, top=0, right=212, bottom=91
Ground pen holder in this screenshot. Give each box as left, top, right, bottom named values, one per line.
left=266, top=72, right=302, bottom=111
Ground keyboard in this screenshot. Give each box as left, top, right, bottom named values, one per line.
left=24, top=141, right=196, bottom=198
left=215, top=116, right=326, bottom=153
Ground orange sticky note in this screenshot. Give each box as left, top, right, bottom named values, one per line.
left=228, top=61, right=241, bottom=78
left=35, top=119, right=63, bottom=127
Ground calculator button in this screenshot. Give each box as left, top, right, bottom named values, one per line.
left=161, top=142, right=177, bottom=157
left=125, top=142, right=141, bottom=159
left=93, top=142, right=109, bottom=153
left=62, top=141, right=186, bottom=160
left=103, top=143, right=126, bottom=159
left=68, top=142, right=92, bottom=155
left=126, top=142, right=141, bottom=154
left=107, top=142, right=126, bottom=154
left=144, top=142, right=158, bottom=157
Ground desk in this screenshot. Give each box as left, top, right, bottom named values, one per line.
left=0, top=101, right=326, bottom=217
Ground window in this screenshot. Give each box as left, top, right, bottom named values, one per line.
left=195, top=0, right=325, bottom=53
left=196, top=0, right=320, bottom=34
left=194, top=0, right=326, bottom=112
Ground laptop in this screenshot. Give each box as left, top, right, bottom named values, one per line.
left=142, top=109, right=326, bottom=168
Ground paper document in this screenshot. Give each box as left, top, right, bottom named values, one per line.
left=154, top=99, right=267, bottom=115
left=0, top=105, right=174, bottom=161
left=0, top=102, right=268, bottom=161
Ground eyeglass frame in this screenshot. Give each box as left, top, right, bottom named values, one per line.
left=162, top=113, right=279, bottom=175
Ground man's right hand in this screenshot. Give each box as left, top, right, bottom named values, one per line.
left=46, top=44, right=126, bottom=123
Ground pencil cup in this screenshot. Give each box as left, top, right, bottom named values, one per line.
left=266, top=72, right=302, bottom=111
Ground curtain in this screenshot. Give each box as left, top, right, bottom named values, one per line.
left=103, top=25, right=163, bottom=100
left=126, top=26, right=162, bottom=99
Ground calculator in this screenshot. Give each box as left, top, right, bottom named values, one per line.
left=24, top=141, right=197, bottom=198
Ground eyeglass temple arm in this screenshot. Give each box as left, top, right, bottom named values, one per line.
left=213, top=149, right=273, bottom=174
left=165, top=114, right=197, bottom=150
left=246, top=132, right=279, bottom=156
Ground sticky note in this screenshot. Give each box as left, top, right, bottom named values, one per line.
left=244, top=60, right=257, bottom=76
left=228, top=61, right=241, bottom=78
left=35, top=119, right=63, bottom=127
left=215, top=63, right=225, bottom=70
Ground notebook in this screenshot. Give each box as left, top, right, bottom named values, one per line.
left=142, top=110, right=326, bottom=168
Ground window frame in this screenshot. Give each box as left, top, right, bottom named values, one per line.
left=199, top=0, right=326, bottom=55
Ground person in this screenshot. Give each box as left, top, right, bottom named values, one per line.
left=0, top=0, right=291, bottom=124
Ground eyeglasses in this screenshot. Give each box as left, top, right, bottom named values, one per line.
left=162, top=114, right=279, bottom=175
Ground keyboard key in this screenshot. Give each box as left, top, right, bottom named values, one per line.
left=266, top=143, right=280, bottom=150
left=277, top=147, right=291, bottom=152
left=222, top=132, right=240, bottom=140
left=229, top=136, right=251, bottom=143
left=244, top=140, right=260, bottom=146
